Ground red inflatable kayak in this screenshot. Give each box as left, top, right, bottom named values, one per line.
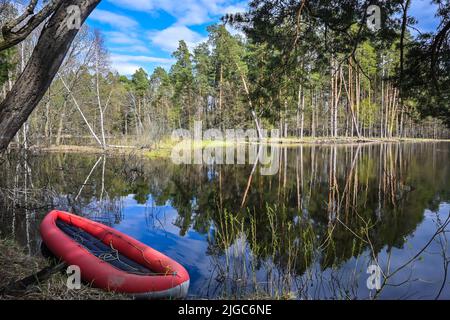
left=40, top=210, right=190, bottom=299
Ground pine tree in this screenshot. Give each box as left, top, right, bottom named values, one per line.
left=170, top=41, right=195, bottom=128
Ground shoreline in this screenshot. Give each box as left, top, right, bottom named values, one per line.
left=6, top=137, right=450, bottom=158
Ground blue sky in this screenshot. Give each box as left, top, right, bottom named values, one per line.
left=85, top=0, right=439, bottom=76
left=86, top=0, right=247, bottom=75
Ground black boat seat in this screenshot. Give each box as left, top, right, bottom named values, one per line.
left=56, top=220, right=154, bottom=276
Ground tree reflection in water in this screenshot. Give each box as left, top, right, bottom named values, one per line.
left=0, top=142, right=449, bottom=299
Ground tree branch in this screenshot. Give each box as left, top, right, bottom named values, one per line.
left=430, top=20, right=450, bottom=95
left=0, top=0, right=63, bottom=52
left=3, top=0, right=39, bottom=30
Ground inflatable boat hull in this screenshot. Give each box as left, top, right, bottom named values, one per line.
left=40, top=210, right=190, bottom=299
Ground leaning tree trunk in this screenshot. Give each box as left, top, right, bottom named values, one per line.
left=0, top=0, right=101, bottom=152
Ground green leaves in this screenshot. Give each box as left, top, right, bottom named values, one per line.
left=0, top=48, right=16, bottom=86
left=131, top=68, right=150, bottom=96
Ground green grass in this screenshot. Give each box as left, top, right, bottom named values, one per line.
left=146, top=136, right=450, bottom=159
left=146, top=138, right=240, bottom=159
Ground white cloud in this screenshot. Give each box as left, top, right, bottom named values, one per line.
left=106, top=0, right=155, bottom=11
left=104, top=31, right=142, bottom=45
left=149, top=25, right=207, bottom=53
left=90, top=9, right=139, bottom=29
left=110, top=54, right=174, bottom=75
left=111, top=54, right=174, bottom=64
left=107, top=0, right=247, bottom=26
left=92, top=0, right=248, bottom=72
left=112, top=45, right=151, bottom=54
left=103, top=31, right=152, bottom=54
left=112, top=62, right=144, bottom=75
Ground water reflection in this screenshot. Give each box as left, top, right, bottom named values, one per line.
left=0, top=143, right=449, bottom=299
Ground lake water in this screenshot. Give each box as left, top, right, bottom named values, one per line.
left=0, top=142, right=449, bottom=299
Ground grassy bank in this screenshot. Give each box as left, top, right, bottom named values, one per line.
left=13, top=137, right=450, bottom=159
left=0, top=239, right=128, bottom=300
left=146, top=138, right=239, bottom=158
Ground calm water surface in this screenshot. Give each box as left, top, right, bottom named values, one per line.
left=0, top=142, right=449, bottom=299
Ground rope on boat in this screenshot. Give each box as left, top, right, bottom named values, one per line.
left=57, top=220, right=178, bottom=277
